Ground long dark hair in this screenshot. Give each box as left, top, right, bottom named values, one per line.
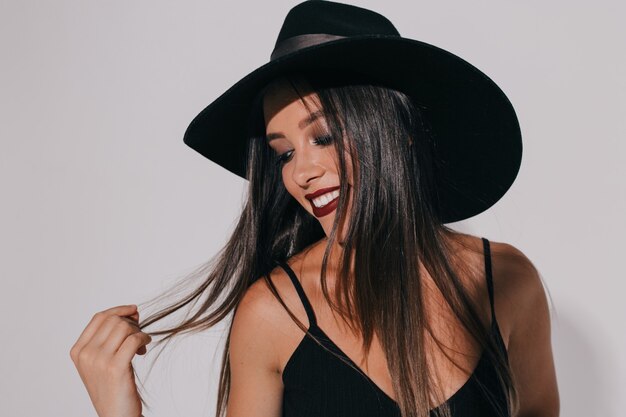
left=136, top=71, right=519, bottom=417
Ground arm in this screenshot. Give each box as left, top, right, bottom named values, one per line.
left=503, top=244, right=560, bottom=417
left=226, top=276, right=284, bottom=417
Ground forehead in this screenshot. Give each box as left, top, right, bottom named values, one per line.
left=262, top=77, right=323, bottom=130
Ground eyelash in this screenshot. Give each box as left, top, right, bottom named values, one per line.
left=275, top=135, right=334, bottom=166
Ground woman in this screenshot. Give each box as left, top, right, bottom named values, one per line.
left=70, top=2, right=559, bottom=417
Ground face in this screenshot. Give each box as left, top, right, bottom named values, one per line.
left=262, top=78, right=353, bottom=242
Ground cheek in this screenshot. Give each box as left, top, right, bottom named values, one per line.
left=280, top=170, right=299, bottom=199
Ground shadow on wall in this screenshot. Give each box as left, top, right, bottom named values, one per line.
left=552, top=310, right=613, bottom=416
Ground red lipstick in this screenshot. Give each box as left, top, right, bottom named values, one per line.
left=305, top=186, right=340, bottom=218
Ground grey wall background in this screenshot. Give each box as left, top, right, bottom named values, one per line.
left=1, top=1, right=624, bottom=416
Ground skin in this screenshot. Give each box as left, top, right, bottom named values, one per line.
left=69, top=304, right=150, bottom=417
left=226, top=78, right=560, bottom=416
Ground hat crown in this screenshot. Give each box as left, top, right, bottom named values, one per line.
left=273, top=0, right=400, bottom=49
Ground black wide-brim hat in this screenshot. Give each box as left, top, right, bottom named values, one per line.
left=183, top=0, right=522, bottom=224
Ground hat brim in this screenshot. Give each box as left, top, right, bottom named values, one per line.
left=183, top=35, right=522, bottom=223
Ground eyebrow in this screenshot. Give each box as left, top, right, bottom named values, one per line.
left=265, top=110, right=325, bottom=142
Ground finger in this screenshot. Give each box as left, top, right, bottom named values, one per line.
left=71, top=305, right=137, bottom=357
left=100, top=320, right=142, bottom=355
left=89, top=315, right=140, bottom=352
left=116, top=332, right=152, bottom=365
left=120, top=316, right=139, bottom=326
left=128, top=311, right=139, bottom=322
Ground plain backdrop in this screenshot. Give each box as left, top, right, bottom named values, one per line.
left=1, top=1, right=624, bottom=416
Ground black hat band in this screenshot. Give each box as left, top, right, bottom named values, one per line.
left=270, top=33, right=346, bottom=61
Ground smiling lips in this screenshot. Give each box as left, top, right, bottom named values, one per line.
left=305, top=185, right=340, bottom=218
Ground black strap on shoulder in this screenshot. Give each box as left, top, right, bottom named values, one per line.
left=275, top=260, right=318, bottom=328
left=482, top=237, right=496, bottom=323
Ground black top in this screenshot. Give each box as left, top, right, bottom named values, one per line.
left=276, top=237, right=510, bottom=417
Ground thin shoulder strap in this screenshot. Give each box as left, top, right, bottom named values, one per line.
left=275, top=260, right=318, bottom=328
left=481, top=237, right=496, bottom=323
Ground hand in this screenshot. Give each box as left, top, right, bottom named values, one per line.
left=70, top=304, right=152, bottom=417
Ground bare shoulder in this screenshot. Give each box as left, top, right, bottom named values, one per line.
left=232, top=257, right=314, bottom=361
left=488, top=240, right=549, bottom=334
left=232, top=262, right=308, bottom=369
left=446, top=232, right=547, bottom=348
left=227, top=263, right=307, bottom=417
left=487, top=239, right=560, bottom=416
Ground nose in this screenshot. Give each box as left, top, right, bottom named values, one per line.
left=290, top=146, right=325, bottom=188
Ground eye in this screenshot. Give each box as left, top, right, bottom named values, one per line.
left=312, top=134, right=333, bottom=146
left=274, top=135, right=334, bottom=167
left=275, top=150, right=293, bottom=166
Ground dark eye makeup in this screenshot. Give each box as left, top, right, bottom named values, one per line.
left=274, top=135, right=334, bottom=166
